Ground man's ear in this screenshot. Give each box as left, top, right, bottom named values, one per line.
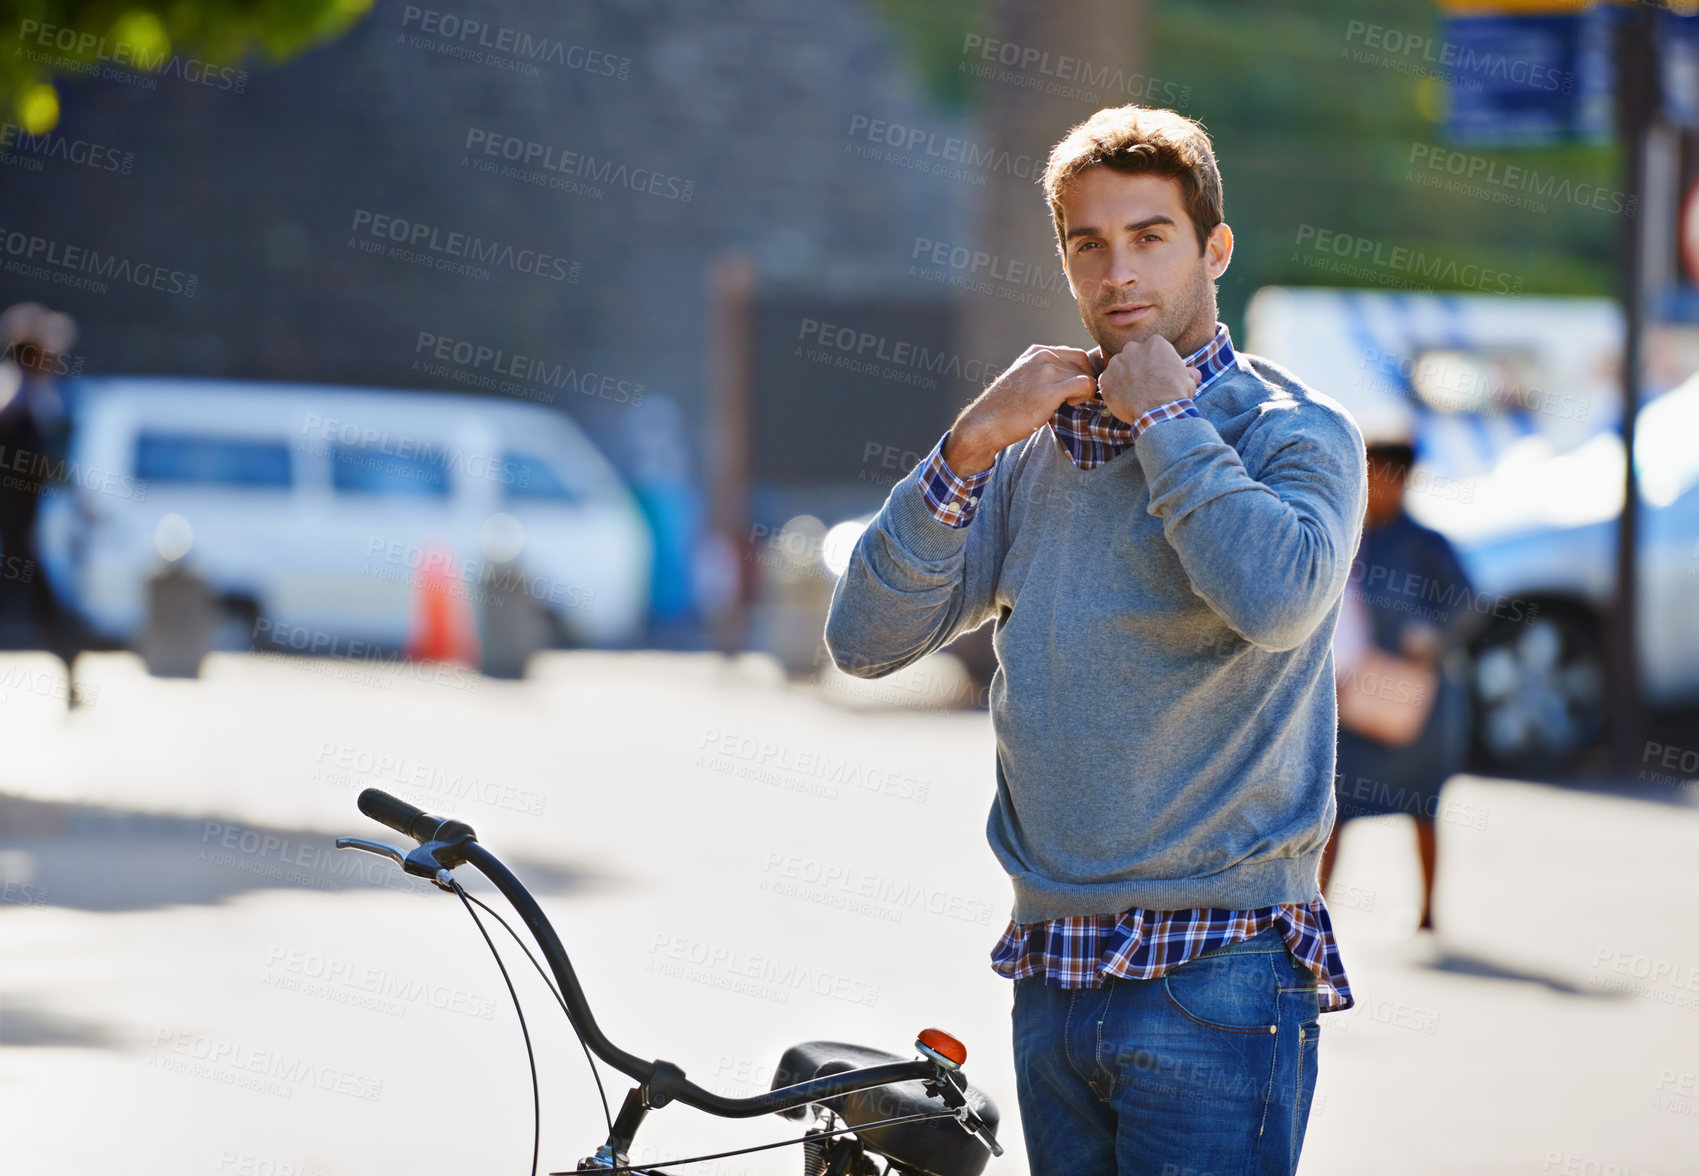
left=1206, top=222, right=1234, bottom=280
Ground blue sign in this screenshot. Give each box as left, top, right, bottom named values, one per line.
left=1441, top=9, right=1616, bottom=146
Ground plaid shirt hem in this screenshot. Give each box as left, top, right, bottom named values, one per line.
left=917, top=430, right=994, bottom=529
left=990, top=897, right=1354, bottom=1013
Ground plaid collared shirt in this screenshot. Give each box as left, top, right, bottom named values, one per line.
left=919, top=322, right=1237, bottom=525
left=913, top=321, right=1353, bottom=1012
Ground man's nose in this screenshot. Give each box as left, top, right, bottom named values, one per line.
left=1102, top=244, right=1139, bottom=290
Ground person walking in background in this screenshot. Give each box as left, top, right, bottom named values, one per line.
left=825, top=105, right=1366, bottom=1175
left=1322, top=437, right=1476, bottom=933
left=0, top=302, right=76, bottom=642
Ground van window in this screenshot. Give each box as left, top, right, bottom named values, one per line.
left=329, top=443, right=450, bottom=497
left=503, top=453, right=578, bottom=503
left=135, top=433, right=292, bottom=488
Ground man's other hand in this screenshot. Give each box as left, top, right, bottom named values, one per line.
left=1097, top=336, right=1201, bottom=427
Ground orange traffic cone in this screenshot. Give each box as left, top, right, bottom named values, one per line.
left=405, top=541, right=481, bottom=665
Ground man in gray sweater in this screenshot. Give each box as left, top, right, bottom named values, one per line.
left=825, top=106, right=1366, bottom=1175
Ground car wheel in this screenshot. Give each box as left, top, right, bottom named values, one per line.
left=1470, top=601, right=1606, bottom=774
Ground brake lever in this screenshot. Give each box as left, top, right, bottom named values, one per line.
left=335, top=837, right=408, bottom=867
left=334, top=837, right=456, bottom=891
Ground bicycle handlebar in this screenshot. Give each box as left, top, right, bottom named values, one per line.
left=358, top=787, right=456, bottom=844
left=351, top=789, right=948, bottom=1120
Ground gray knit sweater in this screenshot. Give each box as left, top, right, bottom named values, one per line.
left=824, top=351, right=1367, bottom=922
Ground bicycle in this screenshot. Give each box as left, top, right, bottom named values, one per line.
left=335, top=788, right=1005, bottom=1176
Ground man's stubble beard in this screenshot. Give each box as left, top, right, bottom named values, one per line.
left=1078, top=260, right=1215, bottom=361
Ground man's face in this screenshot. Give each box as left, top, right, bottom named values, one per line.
left=1055, top=167, right=1231, bottom=359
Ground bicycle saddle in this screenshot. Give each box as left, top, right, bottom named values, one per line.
left=771, top=1041, right=1001, bottom=1176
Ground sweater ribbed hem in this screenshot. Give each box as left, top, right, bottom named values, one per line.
left=1006, top=852, right=1323, bottom=924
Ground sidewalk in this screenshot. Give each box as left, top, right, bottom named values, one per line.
left=1, top=651, right=1695, bottom=1174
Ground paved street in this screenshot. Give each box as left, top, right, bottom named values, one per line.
left=2, top=651, right=1696, bottom=1175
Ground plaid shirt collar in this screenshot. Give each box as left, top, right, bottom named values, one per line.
left=1050, top=321, right=1238, bottom=470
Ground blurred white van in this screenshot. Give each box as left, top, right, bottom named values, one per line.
left=36, top=378, right=652, bottom=652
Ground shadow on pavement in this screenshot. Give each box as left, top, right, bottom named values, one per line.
left=0, top=1001, right=126, bottom=1049
left=1419, top=948, right=1626, bottom=998
left=0, top=793, right=602, bottom=913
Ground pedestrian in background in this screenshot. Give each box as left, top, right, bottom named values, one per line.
left=1322, top=437, right=1476, bottom=933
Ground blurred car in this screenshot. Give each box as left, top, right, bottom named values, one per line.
left=36, top=377, right=652, bottom=654
left=1460, top=373, right=1699, bottom=769
left=1248, top=287, right=1699, bottom=772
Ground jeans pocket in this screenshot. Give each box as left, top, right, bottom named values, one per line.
left=1161, top=947, right=1282, bottom=1033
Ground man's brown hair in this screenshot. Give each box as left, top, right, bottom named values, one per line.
left=1042, top=105, right=1224, bottom=255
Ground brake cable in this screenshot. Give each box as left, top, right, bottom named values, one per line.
left=451, top=878, right=542, bottom=1176
left=463, top=890, right=616, bottom=1138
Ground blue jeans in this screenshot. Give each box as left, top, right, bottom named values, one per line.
left=1011, top=927, right=1321, bottom=1176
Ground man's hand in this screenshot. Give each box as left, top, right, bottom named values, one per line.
left=1096, top=336, right=1201, bottom=428
left=944, top=345, right=1098, bottom=475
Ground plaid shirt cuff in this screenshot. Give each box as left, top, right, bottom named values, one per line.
left=917, top=431, right=992, bottom=529
left=1130, top=397, right=1200, bottom=440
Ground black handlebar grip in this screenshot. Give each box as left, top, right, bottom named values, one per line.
left=358, top=788, right=443, bottom=843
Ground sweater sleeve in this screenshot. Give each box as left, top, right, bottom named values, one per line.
left=823, top=432, right=1008, bottom=679
left=1134, top=407, right=1367, bottom=653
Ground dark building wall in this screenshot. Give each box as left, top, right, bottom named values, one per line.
left=0, top=0, right=975, bottom=473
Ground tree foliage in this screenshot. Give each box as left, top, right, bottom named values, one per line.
left=4, top=0, right=374, bottom=132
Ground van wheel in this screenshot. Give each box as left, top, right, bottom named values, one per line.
left=1469, top=600, right=1606, bottom=775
